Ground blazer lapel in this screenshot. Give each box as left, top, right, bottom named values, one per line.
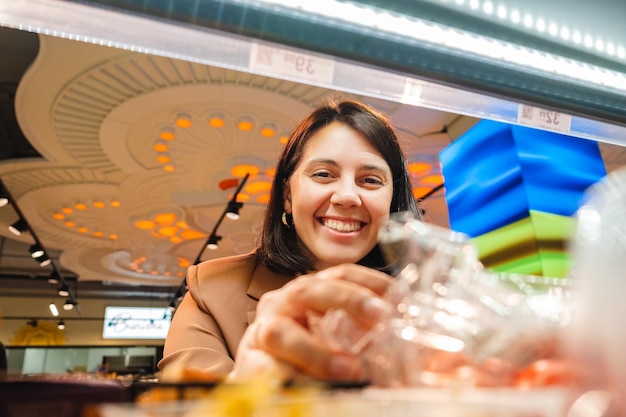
left=246, top=261, right=293, bottom=325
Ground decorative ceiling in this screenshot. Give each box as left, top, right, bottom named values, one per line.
left=0, top=32, right=459, bottom=288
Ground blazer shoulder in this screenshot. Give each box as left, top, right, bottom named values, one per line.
left=186, top=251, right=258, bottom=290
left=196, top=251, right=257, bottom=275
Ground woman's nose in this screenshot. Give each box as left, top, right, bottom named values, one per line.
left=330, top=179, right=362, bottom=207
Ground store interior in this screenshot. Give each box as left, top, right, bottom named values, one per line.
left=0, top=1, right=625, bottom=415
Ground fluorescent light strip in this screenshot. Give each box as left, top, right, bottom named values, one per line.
left=253, top=0, right=626, bottom=93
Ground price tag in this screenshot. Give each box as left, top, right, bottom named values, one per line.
left=517, top=104, right=572, bottom=133
left=249, top=42, right=335, bottom=85
left=401, top=78, right=424, bottom=105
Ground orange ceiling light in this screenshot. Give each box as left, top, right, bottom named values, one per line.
left=279, top=135, right=289, bottom=144
left=237, top=117, right=254, bottom=131
left=413, top=187, right=433, bottom=200
left=92, top=200, right=105, bottom=209
left=420, top=174, right=444, bottom=186
left=61, top=207, right=73, bottom=214
left=219, top=178, right=240, bottom=190
left=154, top=213, right=177, bottom=225
left=157, top=226, right=178, bottom=237
left=260, top=123, right=276, bottom=137
left=231, top=164, right=260, bottom=177
left=135, top=212, right=206, bottom=242
left=179, top=229, right=206, bottom=240
left=164, top=165, right=175, bottom=172
left=234, top=193, right=250, bottom=202
left=64, top=221, right=76, bottom=228
left=159, top=128, right=175, bottom=141
left=156, top=154, right=171, bottom=164
left=265, top=167, right=276, bottom=178
left=92, top=231, right=104, bottom=237
left=77, top=226, right=89, bottom=234
left=135, top=219, right=156, bottom=230
left=109, top=234, right=118, bottom=240
left=408, top=162, right=432, bottom=176
left=110, top=200, right=121, bottom=208
left=74, top=202, right=87, bottom=210
left=256, top=194, right=270, bottom=204
left=175, top=113, right=192, bottom=128
left=153, top=141, right=169, bottom=152
left=208, top=113, right=225, bottom=128
left=53, top=212, right=64, bottom=220
left=245, top=181, right=272, bottom=194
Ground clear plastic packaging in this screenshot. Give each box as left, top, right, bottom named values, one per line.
left=312, top=212, right=573, bottom=388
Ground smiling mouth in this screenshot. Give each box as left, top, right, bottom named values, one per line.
left=321, top=218, right=364, bottom=233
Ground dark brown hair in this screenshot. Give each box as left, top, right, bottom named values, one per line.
left=257, top=100, right=419, bottom=276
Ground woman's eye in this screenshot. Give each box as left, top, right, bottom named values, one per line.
left=312, top=171, right=332, bottom=179
left=363, top=177, right=384, bottom=186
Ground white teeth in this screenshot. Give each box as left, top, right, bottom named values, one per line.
left=323, top=219, right=361, bottom=232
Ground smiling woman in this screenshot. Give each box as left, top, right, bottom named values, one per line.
left=159, top=100, right=421, bottom=383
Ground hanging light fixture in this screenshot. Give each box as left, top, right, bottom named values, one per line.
left=63, top=299, right=75, bottom=311
left=57, top=319, right=65, bottom=330
left=8, top=218, right=28, bottom=236
left=0, top=186, right=8, bottom=207
left=35, top=253, right=51, bottom=267
left=58, top=284, right=70, bottom=297
left=48, top=271, right=60, bottom=284
left=29, top=244, right=45, bottom=258
left=226, top=201, right=243, bottom=220
left=206, top=234, right=222, bottom=250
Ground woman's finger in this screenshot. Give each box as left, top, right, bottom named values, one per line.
left=314, top=264, right=394, bottom=295
left=253, top=315, right=364, bottom=380
left=259, top=277, right=390, bottom=328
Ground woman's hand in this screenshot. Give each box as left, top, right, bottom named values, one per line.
left=229, top=264, right=393, bottom=383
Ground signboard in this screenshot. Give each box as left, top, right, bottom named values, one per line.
left=102, top=306, right=171, bottom=339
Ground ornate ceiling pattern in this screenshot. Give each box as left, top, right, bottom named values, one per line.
left=0, top=34, right=456, bottom=286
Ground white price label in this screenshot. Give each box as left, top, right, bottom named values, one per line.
left=249, top=42, right=335, bottom=85
left=517, top=104, right=572, bottom=133
left=401, top=78, right=424, bottom=105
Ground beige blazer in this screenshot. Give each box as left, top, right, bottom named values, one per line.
left=158, top=251, right=293, bottom=377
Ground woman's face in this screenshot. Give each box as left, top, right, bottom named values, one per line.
left=285, top=121, right=393, bottom=270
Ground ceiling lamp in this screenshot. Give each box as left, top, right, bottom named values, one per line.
left=175, top=113, right=192, bottom=128
left=29, top=244, right=45, bottom=258
left=260, top=123, right=277, bottom=137
left=153, top=140, right=169, bottom=152
left=237, top=117, right=254, bottom=131
left=159, top=128, right=175, bottom=141
left=0, top=186, right=8, bottom=207
left=58, top=284, right=70, bottom=297
left=226, top=201, right=243, bottom=220
left=208, top=113, right=225, bottom=128
left=63, top=299, right=75, bottom=311
left=231, top=164, right=260, bottom=177
left=206, top=234, right=222, bottom=250
left=49, top=303, right=59, bottom=317
left=57, top=319, right=65, bottom=330
left=156, top=153, right=171, bottom=164
left=48, top=271, right=60, bottom=284
left=8, top=218, right=28, bottom=236
left=408, top=161, right=433, bottom=176
left=36, top=253, right=51, bottom=267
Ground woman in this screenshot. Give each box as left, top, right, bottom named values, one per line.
left=159, top=99, right=420, bottom=383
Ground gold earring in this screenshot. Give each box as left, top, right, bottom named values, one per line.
left=282, top=212, right=291, bottom=228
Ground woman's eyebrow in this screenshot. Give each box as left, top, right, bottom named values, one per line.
left=306, top=158, right=389, bottom=172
